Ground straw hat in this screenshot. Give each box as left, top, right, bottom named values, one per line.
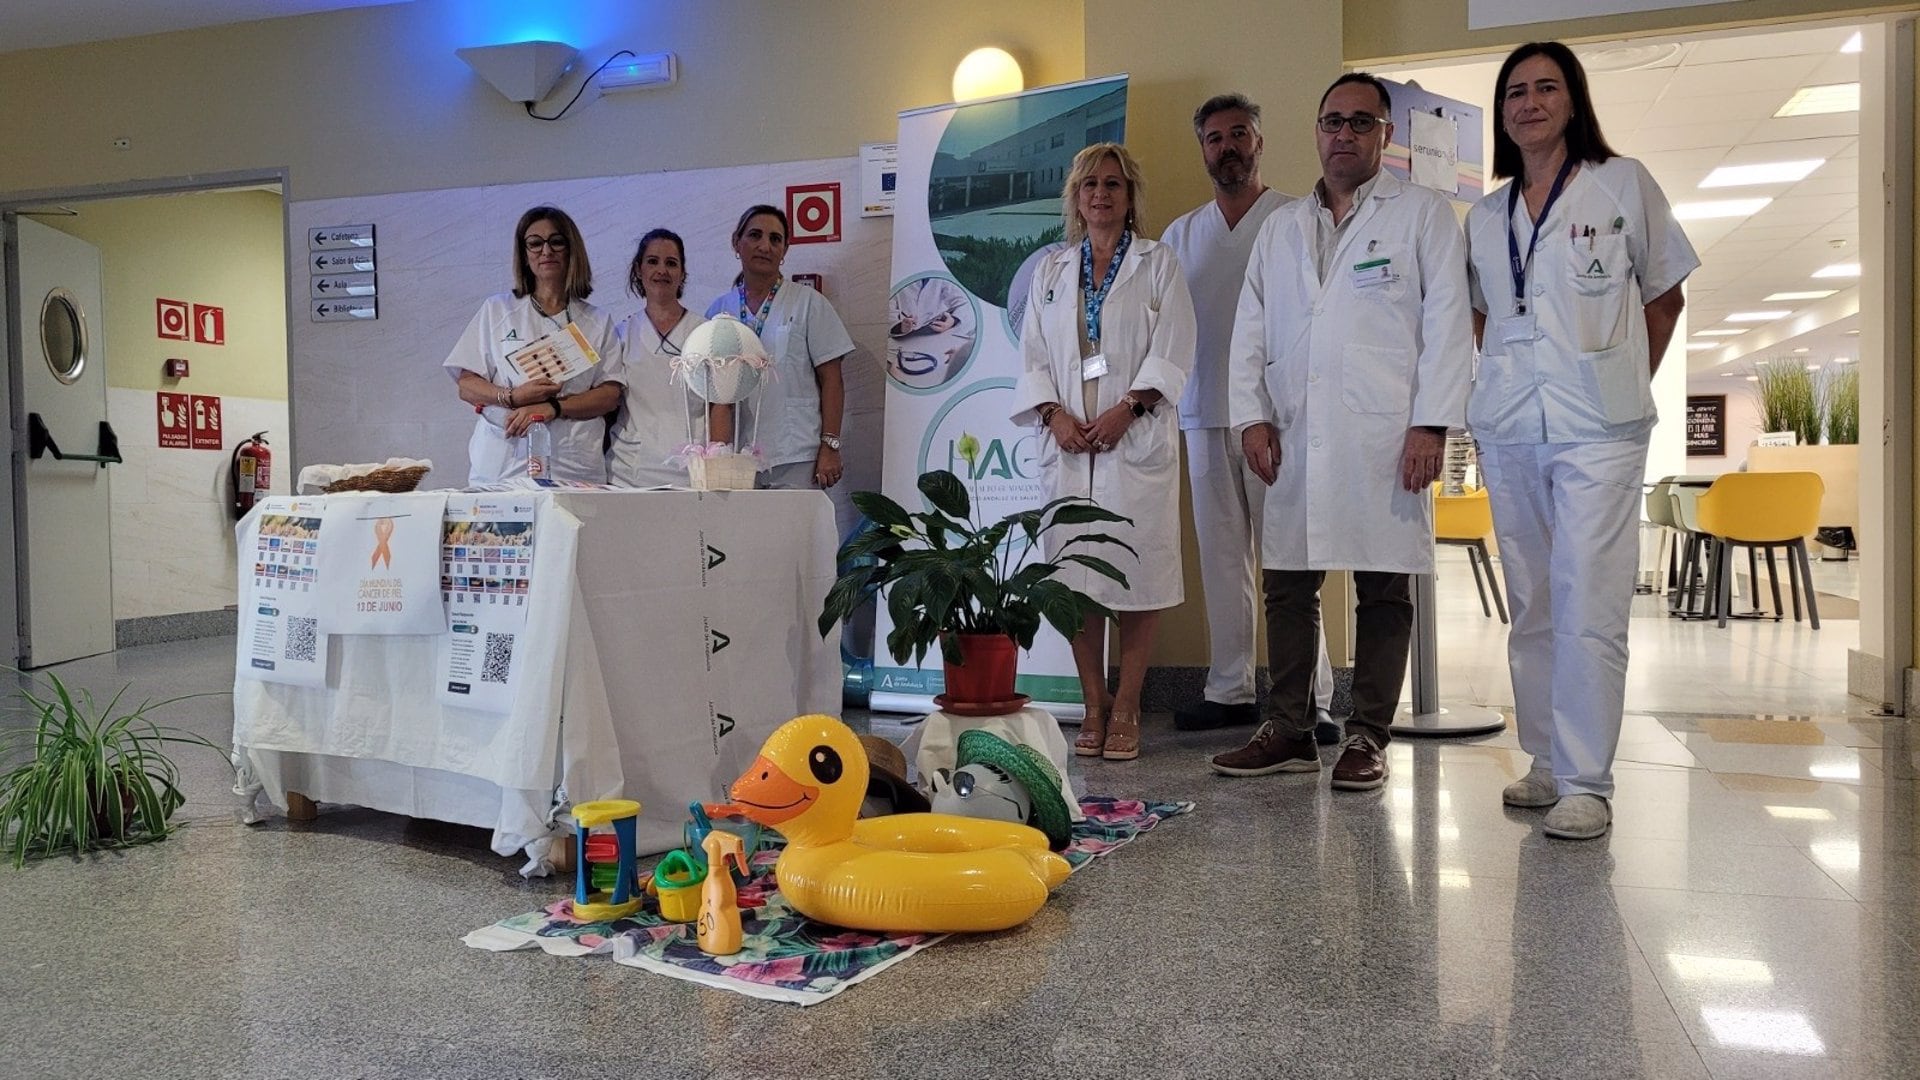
left=856, top=734, right=931, bottom=815
left=956, top=729, right=1072, bottom=850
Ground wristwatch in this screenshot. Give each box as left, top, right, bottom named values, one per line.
left=821, top=433, right=842, bottom=451
left=1122, top=393, right=1148, bottom=418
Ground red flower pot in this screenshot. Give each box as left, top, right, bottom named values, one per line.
left=941, top=632, right=1019, bottom=705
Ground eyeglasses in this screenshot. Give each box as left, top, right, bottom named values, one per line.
left=1317, top=113, right=1382, bottom=135
left=523, top=235, right=570, bottom=252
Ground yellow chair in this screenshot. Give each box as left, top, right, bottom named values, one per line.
left=1694, top=471, right=1824, bottom=630
left=1434, top=486, right=1507, bottom=624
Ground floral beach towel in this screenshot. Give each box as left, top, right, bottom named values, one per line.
left=463, top=796, right=1193, bottom=1006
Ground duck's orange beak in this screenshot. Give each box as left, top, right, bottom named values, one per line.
left=727, top=755, right=818, bottom=825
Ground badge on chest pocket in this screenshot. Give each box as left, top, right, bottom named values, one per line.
left=1350, top=258, right=1395, bottom=290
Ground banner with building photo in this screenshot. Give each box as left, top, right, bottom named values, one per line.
left=874, top=75, right=1128, bottom=714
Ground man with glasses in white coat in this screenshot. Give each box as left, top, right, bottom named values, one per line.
left=1162, top=93, right=1338, bottom=743
left=1210, top=73, right=1471, bottom=790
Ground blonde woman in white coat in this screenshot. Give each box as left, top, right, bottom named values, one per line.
left=1013, top=143, right=1198, bottom=762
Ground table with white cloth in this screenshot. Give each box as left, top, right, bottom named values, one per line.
left=231, top=489, right=841, bottom=869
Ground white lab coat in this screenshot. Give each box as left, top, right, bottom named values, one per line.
left=443, top=293, right=624, bottom=485
left=1012, top=237, right=1197, bottom=611
left=607, top=310, right=705, bottom=488
left=1227, top=172, right=1473, bottom=574
left=1466, top=157, right=1699, bottom=445
left=704, top=280, right=854, bottom=468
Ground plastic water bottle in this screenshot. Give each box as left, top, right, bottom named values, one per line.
left=527, top=421, right=552, bottom=481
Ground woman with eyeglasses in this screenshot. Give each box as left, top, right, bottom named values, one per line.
left=607, top=228, right=706, bottom=487
left=705, top=204, right=855, bottom=489
left=445, top=205, right=625, bottom=485
left=1464, top=42, right=1698, bottom=840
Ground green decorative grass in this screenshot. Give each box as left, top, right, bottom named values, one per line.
left=933, top=224, right=1065, bottom=309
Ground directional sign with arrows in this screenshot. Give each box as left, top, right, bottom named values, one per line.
left=313, top=298, right=377, bottom=322
left=309, top=223, right=379, bottom=320
left=309, top=272, right=377, bottom=299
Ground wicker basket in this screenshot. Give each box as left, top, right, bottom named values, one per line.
left=687, top=454, right=757, bottom=491
left=323, top=465, right=431, bottom=494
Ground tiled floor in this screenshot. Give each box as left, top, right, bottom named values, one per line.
left=3, top=558, right=1914, bottom=1080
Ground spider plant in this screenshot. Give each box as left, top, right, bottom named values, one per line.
left=0, top=672, right=224, bottom=867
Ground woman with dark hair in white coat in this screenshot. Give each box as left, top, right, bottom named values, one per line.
left=1013, top=142, right=1197, bottom=762
left=445, top=205, right=624, bottom=485
left=1466, top=41, right=1697, bottom=840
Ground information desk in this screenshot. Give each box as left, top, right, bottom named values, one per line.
left=232, top=489, right=841, bottom=868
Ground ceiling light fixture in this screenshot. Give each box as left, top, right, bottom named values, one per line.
left=1841, top=31, right=1863, bottom=54
left=1685, top=343, right=1720, bottom=351
left=1672, top=198, right=1772, bottom=221
left=1775, top=82, right=1861, bottom=117
left=1695, top=329, right=1747, bottom=336
left=1725, top=311, right=1792, bottom=322
left=1763, top=290, right=1837, bottom=302
left=1813, top=263, right=1862, bottom=278
left=1699, top=160, right=1825, bottom=188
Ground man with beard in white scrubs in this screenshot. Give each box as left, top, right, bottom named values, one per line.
left=1161, top=93, right=1337, bottom=743
left=1211, top=74, right=1471, bottom=790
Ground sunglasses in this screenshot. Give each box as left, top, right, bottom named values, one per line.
left=523, top=235, right=570, bottom=252
left=1317, top=113, right=1383, bottom=135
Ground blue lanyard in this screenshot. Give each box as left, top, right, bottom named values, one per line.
left=736, top=278, right=780, bottom=335
left=1505, top=154, right=1576, bottom=314
left=1080, top=230, right=1131, bottom=348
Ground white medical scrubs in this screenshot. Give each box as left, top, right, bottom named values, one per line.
left=607, top=310, right=705, bottom=488
left=1012, top=236, right=1197, bottom=611
left=443, top=292, right=624, bottom=485
left=1465, top=155, right=1699, bottom=800
left=705, top=279, right=854, bottom=487
left=1163, top=189, right=1331, bottom=711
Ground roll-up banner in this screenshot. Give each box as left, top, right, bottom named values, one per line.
left=872, top=75, right=1129, bottom=715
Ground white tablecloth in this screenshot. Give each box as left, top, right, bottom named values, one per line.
left=232, top=489, right=842, bottom=868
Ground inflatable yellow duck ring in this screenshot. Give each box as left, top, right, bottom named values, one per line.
left=710, top=714, right=1072, bottom=933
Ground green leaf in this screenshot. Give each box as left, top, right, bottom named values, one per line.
left=1030, top=579, right=1088, bottom=642
left=917, top=470, right=970, bottom=519
left=1062, top=553, right=1131, bottom=588
left=850, top=490, right=912, bottom=529
left=1044, top=502, right=1134, bottom=528
left=817, top=567, right=876, bottom=637
left=1056, top=531, right=1140, bottom=559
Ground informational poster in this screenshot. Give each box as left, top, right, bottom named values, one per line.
left=1686, top=395, right=1726, bottom=456
left=239, top=498, right=329, bottom=687
left=319, top=493, right=449, bottom=635
left=506, top=324, right=600, bottom=384
left=875, top=75, right=1128, bottom=714
left=436, top=494, right=538, bottom=712
left=1409, top=110, right=1460, bottom=197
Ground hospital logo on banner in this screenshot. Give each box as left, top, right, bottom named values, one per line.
left=918, top=379, right=1046, bottom=526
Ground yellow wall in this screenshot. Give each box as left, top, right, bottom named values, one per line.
left=1344, top=0, right=1903, bottom=62
left=1085, top=0, right=1349, bottom=667
left=47, top=190, right=288, bottom=399
left=0, top=0, right=1085, bottom=201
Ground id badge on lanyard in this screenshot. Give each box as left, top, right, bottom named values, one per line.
left=1506, top=155, right=1576, bottom=318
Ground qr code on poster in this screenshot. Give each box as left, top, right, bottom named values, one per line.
left=480, top=632, right=514, bottom=683
left=285, top=618, right=318, bottom=663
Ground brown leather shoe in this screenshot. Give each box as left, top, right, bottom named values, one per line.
left=1330, top=734, right=1388, bottom=791
left=1209, top=720, right=1321, bottom=777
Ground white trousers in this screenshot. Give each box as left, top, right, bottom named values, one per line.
left=1478, top=436, right=1649, bottom=800
left=1185, top=428, right=1332, bottom=710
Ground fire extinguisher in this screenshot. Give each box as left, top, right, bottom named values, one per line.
left=231, top=431, right=272, bottom=518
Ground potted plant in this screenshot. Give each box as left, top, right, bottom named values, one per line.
left=0, top=672, right=223, bottom=867
left=1752, top=358, right=1821, bottom=446
left=816, top=460, right=1135, bottom=711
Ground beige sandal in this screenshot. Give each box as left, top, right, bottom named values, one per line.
left=1102, top=711, right=1141, bottom=761
left=1074, top=709, right=1108, bottom=757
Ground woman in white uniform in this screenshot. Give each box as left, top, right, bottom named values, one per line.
left=445, top=205, right=624, bottom=485
left=1013, top=143, right=1197, bottom=762
left=705, top=205, right=855, bottom=489
left=608, top=228, right=705, bottom=487
left=1465, top=42, right=1697, bottom=840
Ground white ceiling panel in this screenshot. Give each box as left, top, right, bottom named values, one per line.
left=1661, top=57, right=1827, bottom=99
left=1682, top=26, right=1855, bottom=63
